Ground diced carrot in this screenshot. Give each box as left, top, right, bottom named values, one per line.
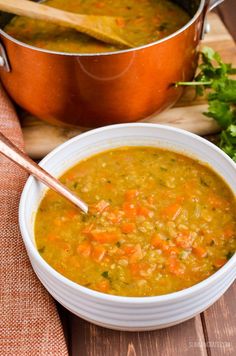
left=129, top=244, right=143, bottom=263
left=122, top=202, right=137, bottom=218
left=77, top=242, right=91, bottom=257
left=47, top=234, right=58, bottom=242
left=136, top=205, right=152, bottom=217
left=223, top=225, right=235, bottom=239
left=123, top=245, right=137, bottom=255
left=95, top=279, right=110, bottom=293
left=130, top=262, right=153, bottom=278
left=121, top=222, right=136, bottom=234
left=192, top=246, right=207, bottom=258
left=130, top=263, right=140, bottom=277
left=213, top=258, right=227, bottom=268
left=151, top=234, right=163, bottom=248
left=125, top=189, right=139, bottom=201
left=176, top=196, right=185, bottom=204
left=65, top=172, right=77, bottom=181
left=123, top=243, right=143, bottom=261
left=168, top=256, right=185, bottom=275
left=151, top=235, right=178, bottom=255
left=95, top=1, right=105, bottom=8
left=161, top=203, right=182, bottom=220
left=166, top=246, right=179, bottom=256
left=92, top=245, right=106, bottom=262
left=66, top=210, right=78, bottom=219
left=90, top=231, right=119, bottom=243
left=116, top=17, right=125, bottom=28
left=150, top=235, right=168, bottom=250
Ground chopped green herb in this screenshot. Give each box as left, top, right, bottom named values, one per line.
left=176, top=47, right=236, bottom=162
left=101, top=271, right=109, bottom=279
left=158, top=22, right=168, bottom=31
left=38, top=246, right=45, bottom=254
left=158, top=179, right=166, bottom=187
left=81, top=214, right=89, bottom=222
left=84, top=283, right=91, bottom=287
left=226, top=251, right=234, bottom=260
left=116, top=241, right=121, bottom=248
left=179, top=250, right=189, bottom=260
left=73, top=182, right=79, bottom=189
left=200, top=178, right=209, bottom=187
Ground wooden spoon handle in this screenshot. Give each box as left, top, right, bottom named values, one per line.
left=0, top=131, right=88, bottom=213
left=0, top=0, right=132, bottom=47
left=0, top=0, right=91, bottom=26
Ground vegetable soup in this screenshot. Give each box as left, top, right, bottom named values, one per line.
left=4, top=0, right=190, bottom=53
left=35, top=147, right=236, bottom=297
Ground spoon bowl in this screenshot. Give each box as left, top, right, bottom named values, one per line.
left=0, top=0, right=133, bottom=48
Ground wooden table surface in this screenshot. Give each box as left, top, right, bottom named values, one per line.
left=56, top=3, right=236, bottom=355
left=60, top=279, right=236, bottom=355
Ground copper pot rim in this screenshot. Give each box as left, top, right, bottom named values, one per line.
left=0, top=0, right=206, bottom=57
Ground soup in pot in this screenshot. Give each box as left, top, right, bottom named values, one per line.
left=35, top=147, right=236, bottom=297
left=4, top=0, right=190, bottom=53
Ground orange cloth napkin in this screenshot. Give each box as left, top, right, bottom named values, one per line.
left=0, top=87, right=68, bottom=355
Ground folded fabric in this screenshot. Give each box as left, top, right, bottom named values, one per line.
left=0, top=86, right=68, bottom=355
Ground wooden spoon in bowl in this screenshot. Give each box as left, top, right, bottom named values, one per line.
left=0, top=0, right=133, bottom=48
left=0, top=131, right=89, bottom=213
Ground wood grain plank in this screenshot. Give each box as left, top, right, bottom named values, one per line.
left=201, top=283, right=236, bottom=356
left=69, top=314, right=207, bottom=356
left=22, top=105, right=220, bottom=159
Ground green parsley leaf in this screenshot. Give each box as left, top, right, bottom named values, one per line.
left=101, top=271, right=109, bottom=279
left=176, top=47, right=236, bottom=162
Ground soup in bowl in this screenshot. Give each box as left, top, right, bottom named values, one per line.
left=19, top=124, right=236, bottom=330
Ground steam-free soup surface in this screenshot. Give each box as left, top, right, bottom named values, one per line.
left=35, top=147, right=236, bottom=297
left=4, top=0, right=190, bottom=53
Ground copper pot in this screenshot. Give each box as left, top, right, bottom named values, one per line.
left=0, top=0, right=224, bottom=127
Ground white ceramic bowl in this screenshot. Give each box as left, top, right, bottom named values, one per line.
left=19, top=124, right=236, bottom=331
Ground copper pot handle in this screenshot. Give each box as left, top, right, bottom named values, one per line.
left=208, top=0, right=224, bottom=11
left=201, top=0, right=225, bottom=39
left=0, top=42, right=10, bottom=72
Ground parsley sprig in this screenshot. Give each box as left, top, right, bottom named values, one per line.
left=176, top=47, right=236, bottom=161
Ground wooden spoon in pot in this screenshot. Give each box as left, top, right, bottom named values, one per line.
left=0, top=131, right=89, bottom=213
left=0, top=0, right=133, bottom=48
